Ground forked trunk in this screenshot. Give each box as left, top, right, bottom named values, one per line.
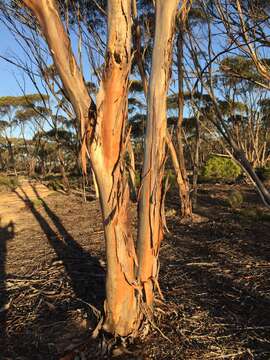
left=23, top=0, right=139, bottom=336
left=92, top=1, right=139, bottom=332
left=137, top=0, right=179, bottom=306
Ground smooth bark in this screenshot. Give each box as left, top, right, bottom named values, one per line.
left=137, top=0, right=179, bottom=306
left=175, top=22, right=192, bottom=219
left=133, top=1, right=192, bottom=221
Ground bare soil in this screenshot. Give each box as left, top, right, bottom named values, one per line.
left=0, top=181, right=270, bottom=359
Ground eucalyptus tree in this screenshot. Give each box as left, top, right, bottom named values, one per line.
left=0, top=94, right=47, bottom=173
left=8, top=0, right=181, bottom=337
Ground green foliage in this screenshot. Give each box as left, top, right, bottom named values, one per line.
left=129, top=80, right=144, bottom=93
left=0, top=94, right=48, bottom=108
left=255, top=167, right=270, bottom=182
left=135, top=171, right=141, bottom=188
left=47, top=178, right=65, bottom=191
left=0, top=175, right=19, bottom=191
left=202, top=155, right=242, bottom=182
left=227, top=189, right=244, bottom=209
left=0, top=120, right=9, bottom=131
left=237, top=208, right=270, bottom=222
left=218, top=100, right=248, bottom=116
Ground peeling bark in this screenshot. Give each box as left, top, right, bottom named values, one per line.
left=137, top=0, right=179, bottom=306
left=22, top=0, right=139, bottom=336
left=93, top=0, right=139, bottom=335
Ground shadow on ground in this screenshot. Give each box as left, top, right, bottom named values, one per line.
left=151, top=208, right=270, bottom=359
left=0, top=220, right=15, bottom=354
left=1, top=186, right=105, bottom=359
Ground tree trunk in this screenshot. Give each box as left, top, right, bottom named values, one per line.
left=0, top=151, right=5, bottom=170
left=28, top=157, right=37, bottom=177
left=137, top=0, right=179, bottom=307
left=91, top=169, right=99, bottom=199
left=232, top=147, right=270, bottom=207
left=133, top=0, right=192, bottom=221
left=23, top=0, right=139, bottom=336
left=6, top=138, right=16, bottom=174
left=167, top=132, right=192, bottom=221
left=58, top=146, right=70, bottom=193
left=192, top=114, right=201, bottom=207
left=175, top=19, right=192, bottom=220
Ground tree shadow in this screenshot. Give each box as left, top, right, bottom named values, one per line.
left=162, top=216, right=270, bottom=356
left=13, top=186, right=105, bottom=309
left=0, top=220, right=15, bottom=351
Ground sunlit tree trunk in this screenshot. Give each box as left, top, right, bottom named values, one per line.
left=92, top=0, right=139, bottom=335
left=22, top=0, right=139, bottom=336
left=6, top=138, right=16, bottom=174
left=91, top=169, right=99, bottom=199
left=192, top=115, right=201, bottom=207
left=175, top=19, right=193, bottom=219
left=231, top=146, right=270, bottom=207
left=137, top=0, right=179, bottom=306
left=133, top=0, right=192, bottom=221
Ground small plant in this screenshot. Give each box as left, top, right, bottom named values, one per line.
left=31, top=198, right=43, bottom=207
left=202, top=155, right=242, bottom=182
left=227, top=189, right=244, bottom=209
left=47, top=179, right=65, bottom=191
left=0, top=175, right=19, bottom=191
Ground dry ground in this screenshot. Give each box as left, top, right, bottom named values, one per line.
left=0, top=181, right=270, bottom=359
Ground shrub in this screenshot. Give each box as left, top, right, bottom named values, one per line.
left=47, top=179, right=65, bottom=191
left=202, top=155, right=242, bottom=182
left=227, top=189, right=244, bottom=209
left=0, top=175, right=19, bottom=191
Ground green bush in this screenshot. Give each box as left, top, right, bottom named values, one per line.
left=202, top=155, right=242, bottom=182
left=0, top=175, right=19, bottom=191
left=255, top=167, right=270, bottom=182
left=47, top=179, right=65, bottom=191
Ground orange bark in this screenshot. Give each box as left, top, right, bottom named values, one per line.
left=22, top=0, right=139, bottom=336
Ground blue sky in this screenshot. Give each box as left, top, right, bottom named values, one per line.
left=0, top=23, right=36, bottom=96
